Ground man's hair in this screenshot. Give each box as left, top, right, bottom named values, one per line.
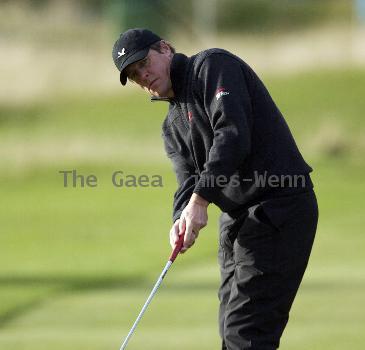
left=150, top=40, right=176, bottom=54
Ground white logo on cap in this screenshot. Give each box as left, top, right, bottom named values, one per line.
left=118, top=48, right=126, bottom=58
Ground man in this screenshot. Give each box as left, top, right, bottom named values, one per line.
left=112, top=28, right=318, bottom=350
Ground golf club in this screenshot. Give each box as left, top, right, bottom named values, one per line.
left=119, top=231, right=185, bottom=350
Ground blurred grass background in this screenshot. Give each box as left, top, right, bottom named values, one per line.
left=1, top=0, right=365, bottom=349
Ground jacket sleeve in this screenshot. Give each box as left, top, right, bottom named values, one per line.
left=163, top=132, right=198, bottom=222
left=193, top=53, right=253, bottom=203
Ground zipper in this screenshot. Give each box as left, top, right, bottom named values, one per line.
left=175, top=102, right=200, bottom=174
left=175, top=101, right=190, bottom=129
left=151, top=95, right=201, bottom=175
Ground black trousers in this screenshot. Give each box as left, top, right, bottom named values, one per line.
left=218, top=190, right=318, bottom=350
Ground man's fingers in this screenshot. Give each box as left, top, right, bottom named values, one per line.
left=183, top=222, right=197, bottom=250
left=178, top=218, right=186, bottom=236
left=169, top=230, right=177, bottom=248
left=184, top=222, right=193, bottom=248
left=169, top=221, right=180, bottom=249
left=173, top=226, right=179, bottom=245
left=173, top=220, right=181, bottom=244
left=180, top=239, right=195, bottom=253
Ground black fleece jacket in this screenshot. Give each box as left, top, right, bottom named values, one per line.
left=156, top=49, right=313, bottom=222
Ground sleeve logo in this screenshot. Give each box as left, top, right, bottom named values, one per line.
left=215, top=87, right=230, bottom=100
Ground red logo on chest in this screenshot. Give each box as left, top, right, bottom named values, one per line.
left=188, top=111, right=193, bottom=122
left=215, top=87, right=230, bottom=100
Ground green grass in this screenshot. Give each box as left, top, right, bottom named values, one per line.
left=1, top=68, right=364, bottom=349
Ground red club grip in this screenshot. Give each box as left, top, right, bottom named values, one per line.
left=168, top=231, right=185, bottom=262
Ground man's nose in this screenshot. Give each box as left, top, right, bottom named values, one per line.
left=140, top=68, right=149, bottom=81
left=134, top=68, right=149, bottom=85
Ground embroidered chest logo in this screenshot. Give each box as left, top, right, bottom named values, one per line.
left=215, top=87, right=230, bottom=101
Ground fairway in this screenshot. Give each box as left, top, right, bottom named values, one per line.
left=1, top=68, right=364, bottom=349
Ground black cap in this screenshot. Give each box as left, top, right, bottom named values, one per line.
left=112, top=28, right=161, bottom=85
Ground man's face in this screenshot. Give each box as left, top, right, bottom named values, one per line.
left=125, top=44, right=174, bottom=98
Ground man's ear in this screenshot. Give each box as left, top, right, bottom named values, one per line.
left=159, top=40, right=171, bottom=54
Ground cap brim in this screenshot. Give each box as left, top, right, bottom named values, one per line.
left=119, top=47, right=150, bottom=85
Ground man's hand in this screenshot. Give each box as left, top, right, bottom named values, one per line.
left=169, top=219, right=181, bottom=250
left=176, top=193, right=209, bottom=253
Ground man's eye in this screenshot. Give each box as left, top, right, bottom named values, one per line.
left=140, top=57, right=149, bottom=68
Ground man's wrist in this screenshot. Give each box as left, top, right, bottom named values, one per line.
left=190, top=193, right=209, bottom=207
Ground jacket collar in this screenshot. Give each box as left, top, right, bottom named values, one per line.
left=170, top=53, right=189, bottom=99
left=151, top=53, right=189, bottom=102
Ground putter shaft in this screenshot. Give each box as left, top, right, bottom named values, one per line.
left=119, top=260, right=172, bottom=350
left=119, top=233, right=184, bottom=350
